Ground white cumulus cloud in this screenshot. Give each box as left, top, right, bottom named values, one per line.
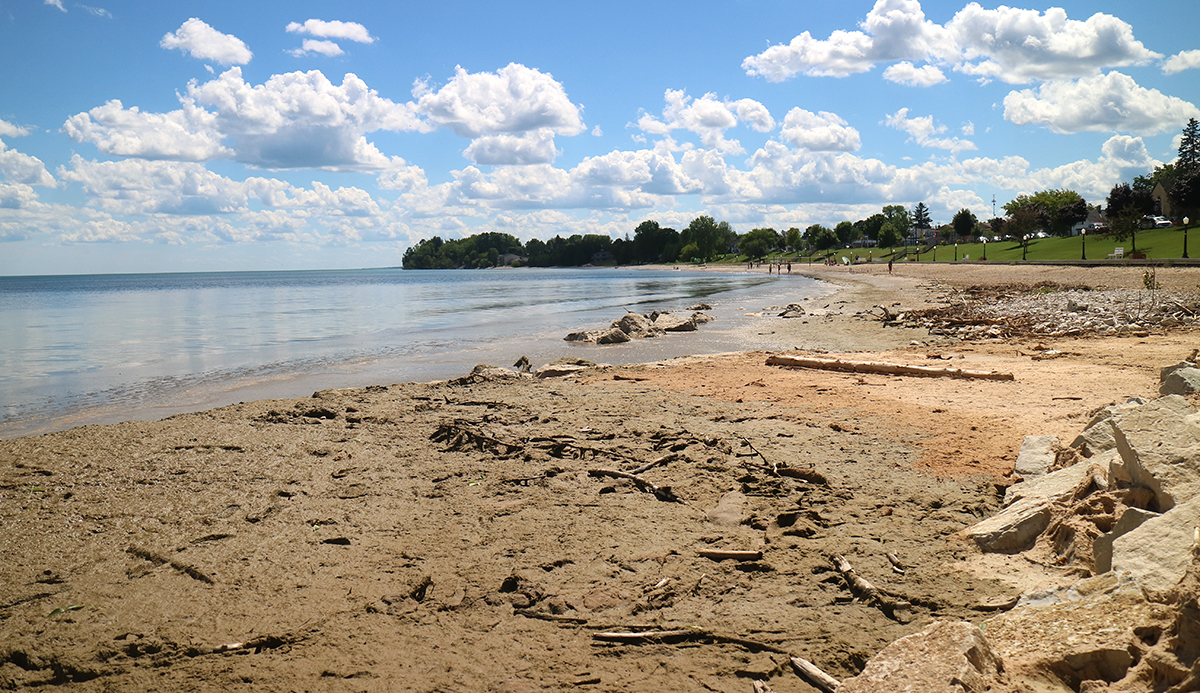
left=883, top=61, right=946, bottom=86
left=1163, top=50, right=1200, bottom=75
left=414, top=63, right=585, bottom=138
left=779, top=109, right=861, bottom=151
left=62, top=99, right=230, bottom=160
left=948, top=4, right=1161, bottom=84
left=884, top=108, right=977, bottom=153
left=291, top=39, right=345, bottom=58
left=1003, top=71, right=1200, bottom=135
left=637, top=90, right=775, bottom=155
left=161, top=18, right=253, bottom=66
left=744, top=1, right=1160, bottom=87
left=463, top=129, right=559, bottom=166
left=286, top=19, right=375, bottom=44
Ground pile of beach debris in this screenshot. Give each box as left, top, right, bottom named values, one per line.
left=834, top=358, right=1200, bottom=693
left=875, top=282, right=1200, bottom=340
left=564, top=304, right=714, bottom=344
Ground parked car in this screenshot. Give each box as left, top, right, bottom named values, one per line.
left=1155, top=217, right=1173, bottom=228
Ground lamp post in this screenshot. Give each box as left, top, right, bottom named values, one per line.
left=1185, top=217, right=1191, bottom=259
left=1081, top=228, right=1086, bottom=260
left=954, top=242, right=958, bottom=261
left=983, top=238, right=987, bottom=261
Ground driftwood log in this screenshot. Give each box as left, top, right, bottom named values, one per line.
left=833, top=554, right=912, bottom=623
left=697, top=549, right=763, bottom=562
left=766, top=354, right=1014, bottom=381
left=790, top=656, right=841, bottom=693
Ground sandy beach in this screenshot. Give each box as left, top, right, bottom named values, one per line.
left=3, top=263, right=1199, bottom=692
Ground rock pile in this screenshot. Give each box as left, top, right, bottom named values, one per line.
left=888, top=283, right=1200, bottom=339
left=846, top=366, right=1200, bottom=692
left=564, top=309, right=714, bottom=344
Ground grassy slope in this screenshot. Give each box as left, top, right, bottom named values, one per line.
left=715, top=225, right=1198, bottom=264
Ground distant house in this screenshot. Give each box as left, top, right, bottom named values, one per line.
left=498, top=253, right=526, bottom=266
left=590, top=251, right=615, bottom=265
left=1071, top=208, right=1108, bottom=236
left=1152, top=181, right=1175, bottom=219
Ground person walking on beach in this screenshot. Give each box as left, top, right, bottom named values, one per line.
left=786, top=261, right=791, bottom=274
left=888, top=259, right=893, bottom=274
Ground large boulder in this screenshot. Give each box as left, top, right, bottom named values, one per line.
left=835, top=621, right=1002, bottom=693
left=612, top=313, right=661, bottom=338
left=1110, top=495, right=1200, bottom=594
left=563, top=327, right=630, bottom=344
left=1109, top=395, right=1200, bottom=511
left=1069, top=398, right=1146, bottom=458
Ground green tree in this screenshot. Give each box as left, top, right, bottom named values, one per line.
left=1180, top=118, right=1200, bottom=173
left=855, top=213, right=886, bottom=242
left=834, top=220, right=858, bottom=246
left=739, top=228, right=779, bottom=260
left=1007, top=204, right=1046, bottom=259
left=1134, top=162, right=1177, bottom=193
left=631, top=220, right=680, bottom=263
left=912, top=202, right=932, bottom=231
left=806, top=224, right=837, bottom=250
left=878, top=222, right=901, bottom=248
left=951, top=208, right=977, bottom=241
left=1170, top=168, right=1200, bottom=220
left=881, top=205, right=912, bottom=241
left=681, top=215, right=723, bottom=261
left=784, top=227, right=802, bottom=250
left=1004, top=189, right=1087, bottom=236
left=678, top=242, right=700, bottom=262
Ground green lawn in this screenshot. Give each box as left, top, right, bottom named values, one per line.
left=717, top=225, right=1198, bottom=264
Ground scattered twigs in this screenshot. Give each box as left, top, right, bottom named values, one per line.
left=832, top=554, right=911, bottom=622
left=629, top=452, right=680, bottom=476
left=431, top=422, right=522, bottom=455
left=697, top=549, right=762, bottom=562
left=886, top=552, right=906, bottom=574
left=752, top=680, right=777, bottom=693
left=790, top=656, right=841, bottom=693
left=738, top=437, right=829, bottom=485
left=587, top=469, right=683, bottom=503
left=767, top=354, right=1014, bottom=381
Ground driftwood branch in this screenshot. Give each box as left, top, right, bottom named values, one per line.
left=587, top=469, right=683, bottom=503
left=766, top=354, right=1014, bottom=381
left=629, top=452, right=680, bottom=476
left=833, top=554, right=911, bottom=623
left=593, top=628, right=839, bottom=692
left=697, top=549, right=763, bottom=562
left=790, top=656, right=840, bottom=693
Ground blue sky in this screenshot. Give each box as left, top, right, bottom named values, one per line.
left=1, top=0, right=1197, bottom=275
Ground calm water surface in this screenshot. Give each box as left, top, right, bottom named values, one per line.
left=0, top=268, right=829, bottom=438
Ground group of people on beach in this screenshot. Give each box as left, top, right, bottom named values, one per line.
left=748, top=261, right=791, bottom=274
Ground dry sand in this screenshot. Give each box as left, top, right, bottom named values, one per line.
left=2, top=263, right=1197, bottom=691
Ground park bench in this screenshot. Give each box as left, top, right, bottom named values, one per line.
left=1107, top=247, right=1124, bottom=260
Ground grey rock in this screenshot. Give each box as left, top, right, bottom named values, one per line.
left=651, top=312, right=697, bottom=332
left=1069, top=398, right=1146, bottom=458
left=1014, top=434, right=1059, bottom=478
left=962, top=497, right=1052, bottom=553
left=1005, top=453, right=1112, bottom=506
left=689, top=311, right=714, bottom=325
left=1109, top=394, right=1200, bottom=510
left=613, top=313, right=660, bottom=338
left=1111, top=495, right=1200, bottom=594
left=706, top=491, right=746, bottom=527
left=1160, top=360, right=1197, bottom=381
left=1160, top=367, right=1200, bottom=395
left=1093, top=507, right=1160, bottom=574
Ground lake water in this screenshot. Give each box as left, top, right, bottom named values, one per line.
left=0, top=267, right=830, bottom=439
